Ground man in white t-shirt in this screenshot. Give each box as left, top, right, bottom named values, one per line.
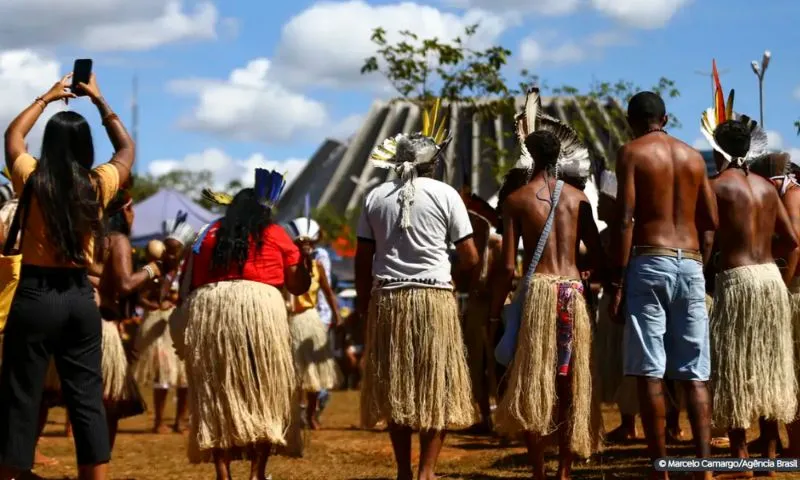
left=355, top=108, right=479, bottom=480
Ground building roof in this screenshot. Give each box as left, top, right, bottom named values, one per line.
left=276, top=95, right=628, bottom=216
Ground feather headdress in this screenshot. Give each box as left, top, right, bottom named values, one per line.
left=513, top=87, right=591, bottom=181
left=1, top=166, right=10, bottom=181
left=367, top=97, right=452, bottom=229
left=254, top=168, right=286, bottom=208
left=202, top=188, right=233, bottom=206
left=700, top=60, right=769, bottom=172
left=165, top=210, right=195, bottom=246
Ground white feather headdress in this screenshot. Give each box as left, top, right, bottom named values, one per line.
left=367, top=98, right=451, bottom=229
left=700, top=60, right=768, bottom=172
left=513, top=87, right=591, bottom=181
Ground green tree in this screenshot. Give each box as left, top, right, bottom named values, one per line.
left=130, top=170, right=241, bottom=212
left=361, top=24, right=681, bottom=176
left=795, top=118, right=799, bottom=135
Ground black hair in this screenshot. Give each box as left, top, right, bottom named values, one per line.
left=525, top=131, right=560, bottom=171
left=29, top=111, right=103, bottom=264
left=627, top=91, right=666, bottom=126
left=211, top=188, right=272, bottom=273
left=714, top=120, right=751, bottom=159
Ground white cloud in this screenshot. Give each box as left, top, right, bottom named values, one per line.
left=170, top=59, right=328, bottom=143
left=693, top=137, right=711, bottom=150
left=519, top=37, right=585, bottom=66
left=444, top=0, right=579, bottom=15
left=148, top=148, right=309, bottom=190
left=0, top=51, right=66, bottom=153
left=272, top=0, right=509, bottom=89
left=0, top=1, right=226, bottom=52
left=789, top=148, right=800, bottom=165
left=767, top=130, right=783, bottom=150
left=80, top=2, right=218, bottom=52
left=590, top=0, right=691, bottom=29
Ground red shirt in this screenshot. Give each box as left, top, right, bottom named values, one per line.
left=191, top=222, right=301, bottom=289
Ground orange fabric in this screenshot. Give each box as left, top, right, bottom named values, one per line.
left=292, top=260, right=320, bottom=313
left=11, top=153, right=120, bottom=267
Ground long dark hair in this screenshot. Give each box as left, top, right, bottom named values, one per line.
left=29, top=111, right=103, bottom=264
left=211, top=188, right=271, bottom=273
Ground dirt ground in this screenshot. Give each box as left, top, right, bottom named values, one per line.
left=29, top=389, right=800, bottom=479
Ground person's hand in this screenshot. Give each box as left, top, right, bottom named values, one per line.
left=608, top=285, right=624, bottom=325
left=41, top=74, right=76, bottom=104
left=148, top=261, right=162, bottom=278
left=75, top=73, right=101, bottom=101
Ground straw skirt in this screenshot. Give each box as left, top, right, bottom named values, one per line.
left=134, top=307, right=187, bottom=389
left=361, top=287, right=475, bottom=431
left=711, top=264, right=797, bottom=430
left=183, top=280, right=294, bottom=463
left=42, top=319, right=128, bottom=401
left=290, top=308, right=339, bottom=392
left=496, top=274, right=600, bottom=458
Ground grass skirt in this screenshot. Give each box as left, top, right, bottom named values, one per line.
left=711, top=264, right=797, bottom=430
left=463, top=293, right=491, bottom=404
left=361, top=287, right=475, bottom=430
left=790, top=278, right=800, bottom=401
left=182, top=280, right=295, bottom=463
left=42, top=320, right=128, bottom=401
left=496, top=274, right=600, bottom=458
left=290, top=308, right=339, bottom=392
left=134, top=307, right=187, bottom=389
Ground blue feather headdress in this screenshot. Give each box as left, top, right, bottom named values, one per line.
left=254, top=168, right=286, bottom=208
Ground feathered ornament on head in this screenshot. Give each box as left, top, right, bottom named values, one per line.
left=368, top=97, right=452, bottom=229
left=700, top=59, right=769, bottom=173
left=165, top=210, right=195, bottom=247
left=201, top=169, right=287, bottom=210
left=512, top=87, right=591, bottom=182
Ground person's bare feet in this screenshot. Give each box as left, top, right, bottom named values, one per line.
left=153, top=424, right=172, bottom=434
left=306, top=416, right=321, bottom=430
left=666, top=427, right=686, bottom=444
left=34, top=449, right=58, bottom=466
left=172, top=423, right=187, bottom=434
left=606, top=424, right=638, bottom=443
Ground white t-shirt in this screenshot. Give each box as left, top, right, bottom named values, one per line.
left=357, top=177, right=473, bottom=290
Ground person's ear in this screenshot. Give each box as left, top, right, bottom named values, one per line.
left=661, top=115, right=669, bottom=128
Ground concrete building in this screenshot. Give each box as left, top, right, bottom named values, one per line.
left=275, top=95, right=630, bottom=218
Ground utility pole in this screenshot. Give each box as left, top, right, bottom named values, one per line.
left=132, top=74, right=139, bottom=175
left=694, top=67, right=729, bottom=107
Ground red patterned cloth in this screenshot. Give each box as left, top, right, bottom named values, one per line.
left=557, top=280, right=584, bottom=376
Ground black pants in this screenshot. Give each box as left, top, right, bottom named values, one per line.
left=0, top=265, right=110, bottom=470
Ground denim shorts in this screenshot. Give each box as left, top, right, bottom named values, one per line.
left=623, top=253, right=710, bottom=381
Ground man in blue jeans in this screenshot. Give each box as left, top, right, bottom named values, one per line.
left=608, top=92, right=718, bottom=480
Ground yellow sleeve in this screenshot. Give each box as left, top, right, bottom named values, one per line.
left=93, top=164, right=121, bottom=208
left=10, top=153, right=37, bottom=195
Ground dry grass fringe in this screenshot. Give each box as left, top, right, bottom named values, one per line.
left=182, top=280, right=295, bottom=463
left=711, top=264, right=797, bottom=430
left=134, top=308, right=187, bottom=388
left=101, top=320, right=128, bottom=400
left=361, top=287, right=475, bottom=431
left=290, top=308, right=340, bottom=392
left=790, top=277, right=800, bottom=416
left=495, top=274, right=599, bottom=458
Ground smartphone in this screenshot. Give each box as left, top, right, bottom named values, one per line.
left=71, top=59, right=93, bottom=95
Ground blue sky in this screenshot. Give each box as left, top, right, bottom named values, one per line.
left=1, top=0, right=798, bottom=189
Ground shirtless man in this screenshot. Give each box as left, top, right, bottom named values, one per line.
left=608, top=91, right=718, bottom=480
left=708, top=122, right=798, bottom=477
left=492, top=130, right=603, bottom=479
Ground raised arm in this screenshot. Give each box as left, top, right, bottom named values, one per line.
left=108, top=235, right=161, bottom=297
left=75, top=74, right=135, bottom=186
left=489, top=199, right=520, bottom=321
left=5, top=75, right=74, bottom=169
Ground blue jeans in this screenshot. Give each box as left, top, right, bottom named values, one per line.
left=623, top=253, right=710, bottom=381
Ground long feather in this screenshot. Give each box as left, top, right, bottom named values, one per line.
left=0, top=166, right=9, bottom=180
left=712, top=60, right=726, bottom=124
left=525, top=87, right=541, bottom=133
left=725, top=90, right=735, bottom=122
left=202, top=188, right=233, bottom=206
left=422, top=107, right=431, bottom=138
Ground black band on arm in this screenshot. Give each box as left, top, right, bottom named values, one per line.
left=357, top=236, right=375, bottom=243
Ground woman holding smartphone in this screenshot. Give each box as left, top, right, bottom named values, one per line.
left=0, top=72, right=134, bottom=480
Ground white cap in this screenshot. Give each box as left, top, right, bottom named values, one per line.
left=286, top=218, right=321, bottom=242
